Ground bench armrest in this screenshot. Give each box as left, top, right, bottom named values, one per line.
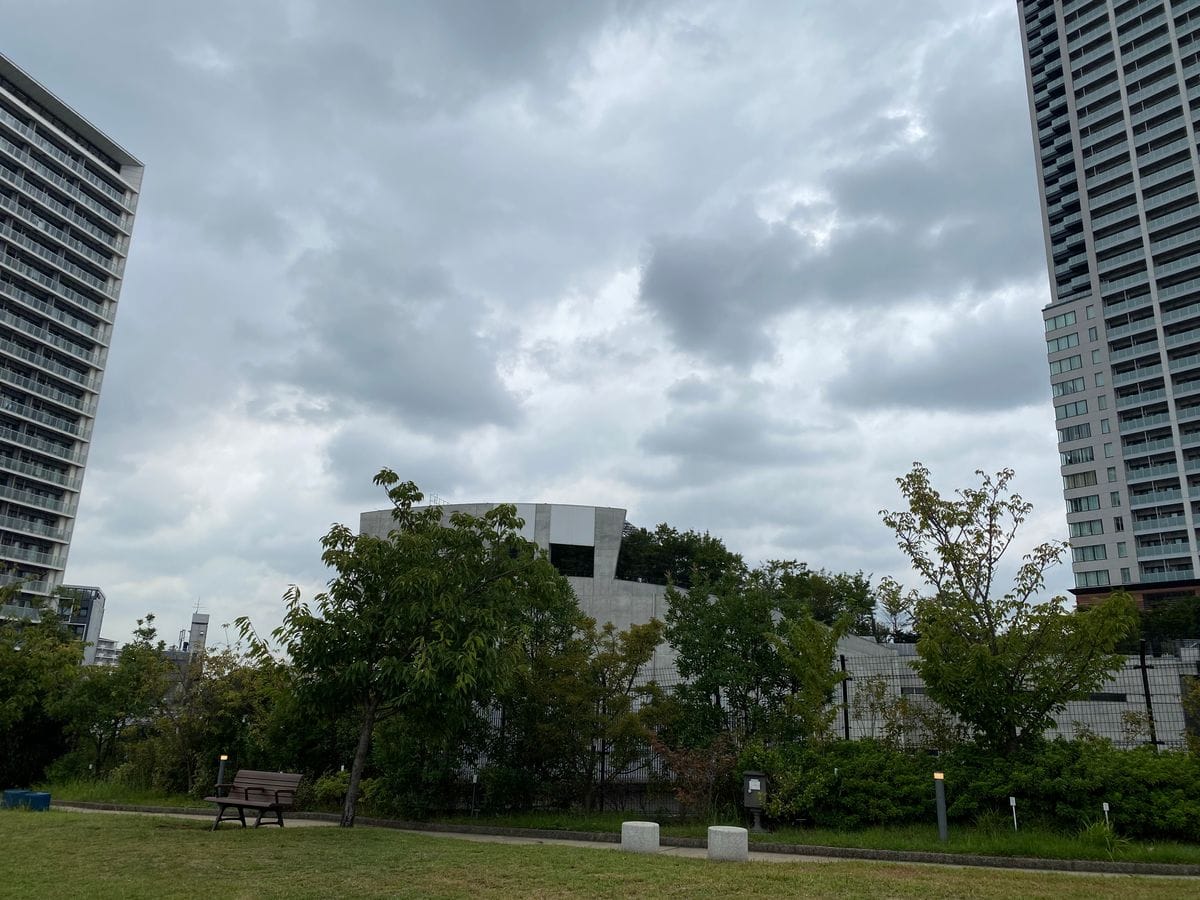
left=274, top=789, right=296, bottom=805
left=213, top=782, right=233, bottom=798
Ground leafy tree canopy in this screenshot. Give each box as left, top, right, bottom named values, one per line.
left=0, top=592, right=82, bottom=785
left=615, top=523, right=744, bottom=588
left=239, top=469, right=576, bottom=826
left=880, top=463, right=1137, bottom=753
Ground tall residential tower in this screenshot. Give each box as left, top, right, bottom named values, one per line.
left=1019, top=0, right=1200, bottom=605
left=0, top=53, right=141, bottom=614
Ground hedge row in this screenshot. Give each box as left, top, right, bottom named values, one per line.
left=743, top=738, right=1200, bottom=841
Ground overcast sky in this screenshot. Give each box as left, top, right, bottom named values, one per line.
left=2, top=0, right=1071, bottom=647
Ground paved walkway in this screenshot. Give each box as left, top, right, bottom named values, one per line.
left=57, top=804, right=335, bottom=828
left=398, top=827, right=836, bottom=864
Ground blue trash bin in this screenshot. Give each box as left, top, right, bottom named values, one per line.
left=24, top=792, right=50, bottom=812
left=2, top=790, right=31, bottom=809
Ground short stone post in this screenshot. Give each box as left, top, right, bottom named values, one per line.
left=707, top=825, right=749, bottom=862
left=621, top=821, right=660, bottom=854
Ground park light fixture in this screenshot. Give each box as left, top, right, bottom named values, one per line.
left=933, top=772, right=948, bottom=842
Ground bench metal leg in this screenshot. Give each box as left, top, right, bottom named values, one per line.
left=253, top=807, right=285, bottom=828
left=212, top=804, right=240, bottom=831
left=212, top=805, right=251, bottom=830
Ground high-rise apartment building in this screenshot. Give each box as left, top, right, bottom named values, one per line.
left=1020, top=0, right=1200, bottom=606
left=0, top=53, right=141, bottom=614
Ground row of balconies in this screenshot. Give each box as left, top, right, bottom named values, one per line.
left=0, top=251, right=110, bottom=323
left=0, top=274, right=108, bottom=344
left=0, top=190, right=117, bottom=274
left=0, top=305, right=100, bottom=366
left=0, top=332, right=96, bottom=391
left=0, top=130, right=124, bottom=230
left=0, top=220, right=113, bottom=297
left=0, top=102, right=131, bottom=207
left=0, top=162, right=123, bottom=253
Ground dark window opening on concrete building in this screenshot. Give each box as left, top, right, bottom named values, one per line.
left=550, top=543, right=593, bottom=578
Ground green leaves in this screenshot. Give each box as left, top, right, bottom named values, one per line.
left=241, top=470, right=577, bottom=825
left=882, top=463, right=1137, bottom=752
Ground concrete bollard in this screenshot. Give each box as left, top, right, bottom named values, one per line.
left=707, top=825, right=749, bottom=862
left=621, top=821, right=660, bottom=854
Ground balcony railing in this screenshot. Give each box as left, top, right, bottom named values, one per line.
left=0, top=334, right=96, bottom=391
left=0, top=511, right=66, bottom=541
left=0, top=275, right=108, bottom=343
left=0, top=480, right=73, bottom=514
left=0, top=396, right=86, bottom=438
left=0, top=164, right=123, bottom=253
left=1134, top=514, right=1188, bottom=532
left=0, top=421, right=84, bottom=464
left=1138, top=568, right=1197, bottom=583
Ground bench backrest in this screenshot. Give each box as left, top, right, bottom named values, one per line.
left=225, top=770, right=303, bottom=804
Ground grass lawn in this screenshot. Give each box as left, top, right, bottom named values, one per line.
left=435, top=810, right=1200, bottom=866
left=1, top=810, right=1193, bottom=899
left=42, top=778, right=200, bottom=808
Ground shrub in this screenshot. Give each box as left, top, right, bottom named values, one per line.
left=746, top=737, right=1200, bottom=840
left=750, top=740, right=935, bottom=829
left=311, top=771, right=350, bottom=809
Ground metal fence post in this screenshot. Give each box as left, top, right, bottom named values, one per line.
left=840, top=655, right=850, bottom=741
left=1138, top=639, right=1159, bottom=751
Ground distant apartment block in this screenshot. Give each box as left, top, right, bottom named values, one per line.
left=1018, top=1, right=1200, bottom=605
left=91, top=634, right=118, bottom=666
left=59, top=583, right=104, bottom=663
left=0, top=52, right=141, bottom=615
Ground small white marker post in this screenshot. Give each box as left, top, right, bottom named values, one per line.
left=1009, top=796, right=1018, bottom=832
left=1102, top=802, right=1110, bottom=826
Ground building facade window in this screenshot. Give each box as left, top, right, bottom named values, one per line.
left=1047, top=311, right=1078, bottom=331
left=1064, top=471, right=1099, bottom=489
left=1050, top=354, right=1083, bottom=375
left=1068, top=495, right=1101, bottom=513
left=1053, top=376, right=1087, bottom=397
left=1076, top=570, right=1111, bottom=587
left=1070, top=519, right=1104, bottom=538
left=1059, top=423, right=1093, bottom=442
left=1056, top=399, right=1089, bottom=419
left=1073, top=544, right=1107, bottom=562
left=1048, top=333, right=1081, bottom=353
left=1061, top=446, right=1095, bottom=465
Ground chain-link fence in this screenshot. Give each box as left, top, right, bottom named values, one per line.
left=634, top=639, right=1200, bottom=752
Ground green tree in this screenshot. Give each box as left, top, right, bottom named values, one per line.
left=583, top=618, right=664, bottom=810
left=478, top=582, right=593, bottom=810
left=873, top=576, right=919, bottom=643
left=60, top=615, right=173, bottom=775
left=771, top=611, right=850, bottom=742
left=614, top=523, right=744, bottom=588
left=880, top=463, right=1138, bottom=753
left=126, top=648, right=284, bottom=795
left=240, top=470, right=576, bottom=827
left=0, top=595, right=82, bottom=785
left=770, top=562, right=875, bottom=636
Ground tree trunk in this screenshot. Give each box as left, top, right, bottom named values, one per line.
left=341, top=697, right=378, bottom=828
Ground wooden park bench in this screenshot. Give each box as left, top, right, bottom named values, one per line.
left=204, top=770, right=303, bottom=830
